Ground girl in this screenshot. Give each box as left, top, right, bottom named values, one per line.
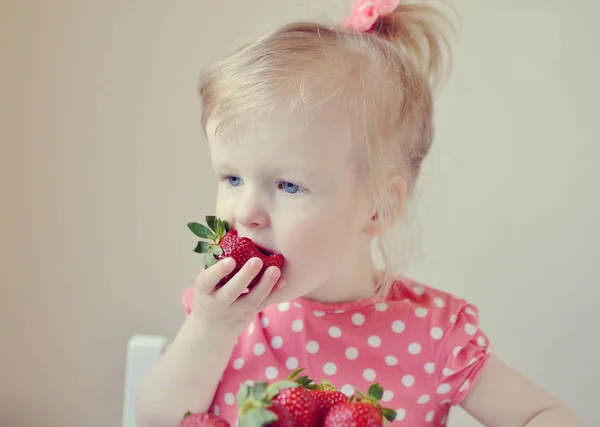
left=136, top=1, right=583, bottom=426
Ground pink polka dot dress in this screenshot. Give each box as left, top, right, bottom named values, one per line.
left=183, top=279, right=492, bottom=426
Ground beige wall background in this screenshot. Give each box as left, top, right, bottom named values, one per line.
left=1, top=1, right=598, bottom=426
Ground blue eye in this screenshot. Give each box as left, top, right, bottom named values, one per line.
left=281, top=181, right=300, bottom=194
left=227, top=176, right=243, bottom=187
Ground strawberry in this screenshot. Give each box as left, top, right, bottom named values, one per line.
left=267, top=368, right=319, bottom=427
left=188, top=216, right=285, bottom=289
left=308, top=380, right=349, bottom=424
left=236, top=381, right=294, bottom=427
left=180, top=410, right=230, bottom=426
left=323, top=383, right=396, bottom=427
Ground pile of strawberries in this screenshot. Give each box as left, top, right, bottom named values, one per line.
left=180, top=368, right=397, bottom=427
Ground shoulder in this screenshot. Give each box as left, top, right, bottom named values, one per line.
left=383, top=278, right=493, bottom=406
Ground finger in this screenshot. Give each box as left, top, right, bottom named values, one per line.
left=257, top=278, right=287, bottom=311
left=237, top=266, right=281, bottom=311
left=214, top=257, right=263, bottom=304
left=195, top=257, right=236, bottom=294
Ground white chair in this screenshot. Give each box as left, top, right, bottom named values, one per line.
left=122, top=334, right=169, bottom=427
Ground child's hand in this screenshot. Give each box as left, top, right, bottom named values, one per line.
left=189, top=256, right=284, bottom=339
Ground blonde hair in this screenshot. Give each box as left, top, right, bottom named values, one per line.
left=199, top=1, right=456, bottom=297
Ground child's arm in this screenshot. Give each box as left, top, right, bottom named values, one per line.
left=460, top=355, right=584, bottom=426
left=134, top=314, right=239, bottom=427
left=134, top=257, right=284, bottom=427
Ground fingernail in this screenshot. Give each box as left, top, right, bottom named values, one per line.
left=249, top=258, right=261, bottom=268
left=223, top=258, right=235, bottom=269
left=267, top=268, right=280, bottom=280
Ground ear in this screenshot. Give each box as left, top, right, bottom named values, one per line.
left=363, top=174, right=408, bottom=237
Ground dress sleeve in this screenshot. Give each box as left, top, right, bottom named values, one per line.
left=433, top=299, right=492, bottom=407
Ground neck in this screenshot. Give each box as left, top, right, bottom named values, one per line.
left=302, top=240, right=379, bottom=304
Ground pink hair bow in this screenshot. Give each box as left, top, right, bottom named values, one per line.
left=343, top=0, right=401, bottom=32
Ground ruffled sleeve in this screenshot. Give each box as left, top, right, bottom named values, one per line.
left=433, top=299, right=492, bottom=406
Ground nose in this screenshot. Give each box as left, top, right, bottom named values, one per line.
left=234, top=189, right=270, bottom=230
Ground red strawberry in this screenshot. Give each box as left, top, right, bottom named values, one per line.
left=236, top=381, right=294, bottom=427
left=180, top=411, right=230, bottom=426
left=323, top=383, right=396, bottom=427
left=267, top=368, right=319, bottom=427
left=308, top=380, right=349, bottom=424
left=188, top=216, right=285, bottom=289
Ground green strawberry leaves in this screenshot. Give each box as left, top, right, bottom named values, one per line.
left=238, top=408, right=277, bottom=427
left=367, top=383, right=384, bottom=401
left=187, top=222, right=216, bottom=240
left=381, top=407, right=397, bottom=422
left=237, top=382, right=279, bottom=427
left=188, top=216, right=231, bottom=268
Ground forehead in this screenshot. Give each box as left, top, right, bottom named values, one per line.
left=207, top=109, right=354, bottom=173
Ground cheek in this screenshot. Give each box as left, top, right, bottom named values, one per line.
left=278, top=217, right=345, bottom=268
left=215, top=189, right=234, bottom=222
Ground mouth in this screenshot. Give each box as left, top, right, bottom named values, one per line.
left=256, top=244, right=276, bottom=257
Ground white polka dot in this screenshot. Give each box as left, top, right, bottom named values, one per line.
left=376, top=302, right=388, bottom=312
left=261, top=317, right=269, bottom=328
left=478, top=336, right=487, bottom=347
left=465, top=323, right=477, bottom=335
left=441, top=415, right=448, bottom=425
left=460, top=379, right=470, bottom=392
left=265, top=366, right=278, bottom=380
left=382, top=390, right=394, bottom=402
left=292, top=302, right=302, bottom=308
left=271, top=336, right=283, bottom=349
left=306, top=340, right=320, bottom=353
left=291, top=319, right=303, bottom=332
left=453, top=346, right=462, bottom=357
left=248, top=323, right=255, bottom=335
left=431, top=327, right=443, bottom=340
left=441, top=399, right=451, bottom=405
left=368, top=335, right=382, bottom=347
left=417, top=394, right=431, bottom=404
left=233, top=358, right=245, bottom=370
left=363, top=368, right=377, bottom=381
left=465, top=307, right=476, bottom=316
left=352, top=313, right=365, bottom=325
left=408, top=342, right=422, bottom=355
left=392, top=320, right=405, bottom=333
left=313, top=310, right=325, bottom=317
left=434, top=297, right=446, bottom=308
left=253, top=343, right=266, bottom=356
left=426, top=410, right=435, bottom=423
left=328, top=326, right=342, bottom=338
left=213, top=405, right=220, bottom=416
left=437, top=384, right=451, bottom=394
left=345, top=347, right=359, bottom=360
left=324, top=362, right=337, bottom=375
left=341, top=384, right=355, bottom=397
left=224, top=393, right=235, bottom=405
left=413, top=285, right=425, bottom=295
left=450, top=315, right=457, bottom=323
left=396, top=408, right=406, bottom=421
left=424, top=362, right=435, bottom=374
left=278, top=302, right=290, bottom=312
left=385, top=355, right=398, bottom=366
left=443, top=368, right=455, bottom=376
left=469, top=357, right=478, bottom=366
left=415, top=307, right=428, bottom=318
left=401, top=375, right=415, bottom=387
left=285, top=357, right=299, bottom=370
left=334, top=309, right=345, bottom=314
left=243, top=379, right=255, bottom=386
